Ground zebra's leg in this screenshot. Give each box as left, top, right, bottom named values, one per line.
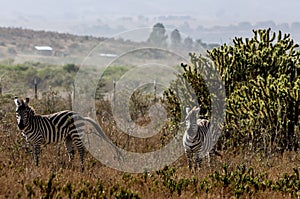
left=206, top=152, right=211, bottom=167
left=33, top=144, right=41, bottom=166
left=56, top=143, right=62, bottom=168
left=74, top=144, right=85, bottom=172
left=185, top=151, right=193, bottom=170
left=194, top=153, right=202, bottom=171
left=65, top=135, right=75, bottom=163
left=72, top=137, right=85, bottom=172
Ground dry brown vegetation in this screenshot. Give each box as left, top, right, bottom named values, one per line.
left=0, top=27, right=299, bottom=198
left=0, top=94, right=300, bottom=199
left=0, top=27, right=104, bottom=57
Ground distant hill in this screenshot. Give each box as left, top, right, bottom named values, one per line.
left=0, top=26, right=202, bottom=67
left=0, top=27, right=106, bottom=61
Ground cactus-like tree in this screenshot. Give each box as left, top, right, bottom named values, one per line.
left=165, top=28, right=299, bottom=154
left=208, top=28, right=300, bottom=152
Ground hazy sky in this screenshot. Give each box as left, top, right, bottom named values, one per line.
left=1, top=0, right=300, bottom=33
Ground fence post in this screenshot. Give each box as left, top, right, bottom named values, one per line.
left=113, top=80, right=116, bottom=102
left=34, top=78, right=38, bottom=99
left=72, top=82, right=75, bottom=103
left=0, top=72, right=6, bottom=96
left=153, top=79, right=157, bottom=102
left=68, top=92, right=72, bottom=110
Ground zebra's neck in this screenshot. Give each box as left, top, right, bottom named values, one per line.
left=23, top=115, right=42, bottom=131
left=22, top=114, right=46, bottom=143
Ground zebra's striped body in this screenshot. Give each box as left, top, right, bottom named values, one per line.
left=14, top=97, right=118, bottom=172
left=183, top=106, right=212, bottom=171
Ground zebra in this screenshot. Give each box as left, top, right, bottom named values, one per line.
left=183, top=106, right=221, bottom=171
left=14, top=96, right=121, bottom=172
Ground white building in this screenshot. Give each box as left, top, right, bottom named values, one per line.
left=34, top=46, right=53, bottom=56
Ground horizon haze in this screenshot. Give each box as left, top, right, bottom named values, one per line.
left=1, top=0, right=300, bottom=43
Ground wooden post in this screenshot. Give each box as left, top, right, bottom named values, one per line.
left=0, top=72, right=6, bottom=96
left=153, top=80, right=157, bottom=102
left=113, top=80, right=116, bottom=102
left=73, top=82, right=75, bottom=103
left=34, top=78, right=38, bottom=99
left=68, top=92, right=71, bottom=110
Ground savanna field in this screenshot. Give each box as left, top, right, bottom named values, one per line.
left=0, top=28, right=299, bottom=198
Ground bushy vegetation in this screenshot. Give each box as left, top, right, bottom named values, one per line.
left=7, top=164, right=298, bottom=198
left=0, top=28, right=299, bottom=198
left=209, top=28, right=300, bottom=153
left=166, top=28, right=299, bottom=155
left=0, top=62, right=78, bottom=97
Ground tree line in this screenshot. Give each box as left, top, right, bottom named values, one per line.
left=147, top=22, right=219, bottom=50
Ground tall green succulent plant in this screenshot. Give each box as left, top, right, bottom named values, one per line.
left=208, top=28, right=300, bottom=152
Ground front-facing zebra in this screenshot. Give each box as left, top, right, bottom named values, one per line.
left=14, top=96, right=120, bottom=172
left=183, top=106, right=221, bottom=171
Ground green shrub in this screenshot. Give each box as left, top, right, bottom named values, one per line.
left=166, top=28, right=300, bottom=154
left=208, top=28, right=300, bottom=152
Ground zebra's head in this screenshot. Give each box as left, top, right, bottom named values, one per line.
left=185, top=106, right=200, bottom=133
left=14, top=97, right=35, bottom=130
left=185, top=106, right=200, bottom=121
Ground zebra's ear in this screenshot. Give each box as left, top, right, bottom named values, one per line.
left=25, top=97, right=30, bottom=104
left=14, top=97, right=21, bottom=106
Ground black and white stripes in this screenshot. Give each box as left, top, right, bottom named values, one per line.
left=14, top=96, right=118, bottom=172
left=183, top=106, right=215, bottom=171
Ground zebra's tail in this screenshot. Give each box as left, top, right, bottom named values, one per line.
left=82, top=117, right=123, bottom=162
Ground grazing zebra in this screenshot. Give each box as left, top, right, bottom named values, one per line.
left=14, top=96, right=120, bottom=172
left=183, top=106, right=221, bottom=171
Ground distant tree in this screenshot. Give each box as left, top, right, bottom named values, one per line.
left=183, top=37, right=193, bottom=50
left=170, top=29, right=181, bottom=48
left=194, top=39, right=206, bottom=49
left=147, top=23, right=168, bottom=47
left=63, top=63, right=79, bottom=73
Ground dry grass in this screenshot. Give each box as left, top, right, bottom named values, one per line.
left=0, top=96, right=299, bottom=198
left=1, top=143, right=299, bottom=198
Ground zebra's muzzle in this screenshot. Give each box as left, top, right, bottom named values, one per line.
left=17, top=119, right=25, bottom=130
